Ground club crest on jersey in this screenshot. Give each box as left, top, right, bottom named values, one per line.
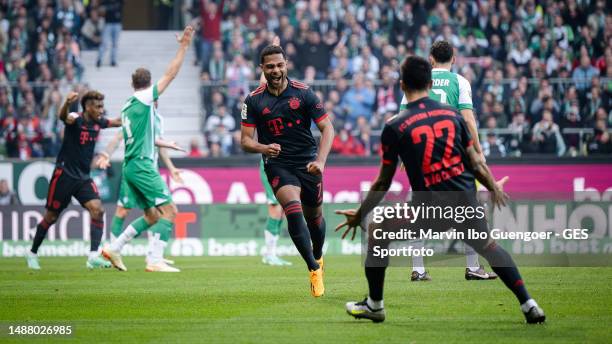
left=262, top=107, right=271, bottom=115
left=289, top=97, right=300, bottom=110
left=272, top=176, right=280, bottom=188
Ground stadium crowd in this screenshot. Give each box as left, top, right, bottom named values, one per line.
left=0, top=0, right=119, bottom=160
left=0, top=1, right=610, bottom=160
left=194, top=0, right=611, bottom=157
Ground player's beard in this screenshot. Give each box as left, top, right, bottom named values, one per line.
left=267, top=71, right=286, bottom=90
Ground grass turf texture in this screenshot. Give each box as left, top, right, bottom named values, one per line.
left=1, top=256, right=610, bottom=343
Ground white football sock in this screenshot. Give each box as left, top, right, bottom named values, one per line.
left=88, top=251, right=99, bottom=260
left=264, top=230, right=278, bottom=257
left=110, top=225, right=137, bottom=252
left=147, top=233, right=167, bottom=265
left=465, top=244, right=481, bottom=272
left=411, top=240, right=426, bottom=274
left=367, top=296, right=384, bottom=310
left=521, top=299, right=539, bottom=313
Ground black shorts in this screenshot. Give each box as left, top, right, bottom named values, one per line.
left=264, top=164, right=323, bottom=207
left=45, top=167, right=100, bottom=213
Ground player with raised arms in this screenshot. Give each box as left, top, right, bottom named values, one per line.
left=95, top=100, right=184, bottom=267
left=241, top=44, right=334, bottom=297
left=336, top=55, right=545, bottom=324
left=26, top=90, right=122, bottom=270
left=400, top=40, right=496, bottom=281
left=101, top=26, right=194, bottom=272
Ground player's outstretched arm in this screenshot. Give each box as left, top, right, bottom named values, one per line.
left=307, top=117, right=334, bottom=175
left=460, top=109, right=485, bottom=160
left=335, top=161, right=397, bottom=240
left=59, top=91, right=79, bottom=125
left=155, top=138, right=186, bottom=152
left=106, top=117, right=122, bottom=127
left=159, top=147, right=184, bottom=184
left=240, top=125, right=280, bottom=157
left=94, top=130, right=123, bottom=169
left=466, top=145, right=508, bottom=209
left=156, top=26, right=195, bottom=96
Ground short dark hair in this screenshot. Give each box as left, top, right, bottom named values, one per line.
left=260, top=45, right=286, bottom=64
left=430, top=40, right=454, bottom=63
left=400, top=55, right=432, bottom=91
left=81, top=90, right=104, bottom=110
left=132, top=68, right=151, bottom=89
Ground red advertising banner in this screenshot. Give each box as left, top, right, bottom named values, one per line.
left=159, top=164, right=612, bottom=204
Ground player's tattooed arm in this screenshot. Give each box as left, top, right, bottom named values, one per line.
left=466, top=145, right=509, bottom=209
left=157, top=26, right=195, bottom=96
left=240, top=125, right=281, bottom=157
left=59, top=91, right=79, bottom=125
left=335, top=161, right=398, bottom=240
left=307, top=117, right=334, bottom=175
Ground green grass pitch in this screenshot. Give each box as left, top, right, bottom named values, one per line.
left=1, top=256, right=611, bottom=343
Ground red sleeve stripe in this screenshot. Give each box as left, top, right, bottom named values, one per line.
left=314, top=113, right=329, bottom=123
left=382, top=159, right=395, bottom=165
left=241, top=122, right=256, bottom=127
left=466, top=139, right=474, bottom=147
left=250, top=85, right=266, bottom=96
left=290, top=80, right=309, bottom=89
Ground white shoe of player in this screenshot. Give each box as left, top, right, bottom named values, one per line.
left=145, top=262, right=180, bottom=272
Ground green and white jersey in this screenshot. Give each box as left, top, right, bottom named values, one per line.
left=121, top=84, right=160, bottom=161
left=153, top=110, right=163, bottom=167
left=400, top=68, right=472, bottom=111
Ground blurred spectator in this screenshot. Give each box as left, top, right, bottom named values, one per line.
left=81, top=8, right=105, bottom=50
left=340, top=73, right=375, bottom=125
left=572, top=54, right=599, bottom=94
left=588, top=119, right=612, bottom=154
left=199, top=0, right=224, bottom=71
left=481, top=132, right=507, bottom=158
left=97, top=0, right=124, bottom=67
left=0, top=179, right=19, bottom=205
left=188, top=138, right=205, bottom=157
left=507, top=112, right=531, bottom=156
left=331, top=125, right=365, bottom=156
left=226, top=54, right=253, bottom=105
left=532, top=110, right=566, bottom=156
left=205, top=105, right=235, bottom=156
left=561, top=104, right=583, bottom=156
left=208, top=43, right=226, bottom=81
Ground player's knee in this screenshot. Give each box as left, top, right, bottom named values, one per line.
left=115, top=207, right=129, bottom=218
left=44, top=212, right=59, bottom=225
left=160, top=203, right=177, bottom=221
left=89, top=207, right=105, bottom=221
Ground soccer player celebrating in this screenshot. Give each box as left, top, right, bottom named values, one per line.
left=96, top=109, right=184, bottom=266
left=241, top=45, right=334, bottom=297
left=400, top=40, right=495, bottom=281
left=101, top=26, right=194, bottom=272
left=26, top=90, right=122, bottom=270
left=337, top=56, right=545, bottom=324
left=259, top=157, right=292, bottom=266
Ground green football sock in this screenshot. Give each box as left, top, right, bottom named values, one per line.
left=131, top=216, right=152, bottom=237
left=266, top=217, right=282, bottom=236
left=149, top=218, right=173, bottom=242
left=111, top=215, right=125, bottom=237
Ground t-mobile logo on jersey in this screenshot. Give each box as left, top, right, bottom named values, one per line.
left=267, top=118, right=284, bottom=136
left=79, top=131, right=90, bottom=144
